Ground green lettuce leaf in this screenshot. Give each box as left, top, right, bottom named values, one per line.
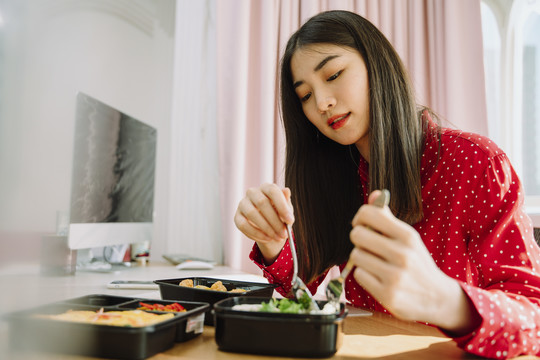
left=259, top=293, right=313, bottom=314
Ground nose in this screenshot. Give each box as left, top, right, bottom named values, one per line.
left=317, top=95, right=336, bottom=113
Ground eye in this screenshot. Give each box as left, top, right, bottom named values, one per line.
left=300, top=93, right=312, bottom=102
left=327, top=70, right=343, bottom=81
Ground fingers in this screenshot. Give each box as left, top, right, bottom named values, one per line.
left=255, top=184, right=292, bottom=236
left=350, top=256, right=385, bottom=296
left=234, top=206, right=275, bottom=243
left=349, top=246, right=403, bottom=302
left=349, top=234, right=410, bottom=309
left=351, top=194, right=410, bottom=243
left=351, top=189, right=390, bottom=226
left=282, top=188, right=294, bottom=218
left=349, top=247, right=387, bottom=283
left=367, top=189, right=383, bottom=204
left=262, top=184, right=294, bottom=224
left=234, top=183, right=294, bottom=243
left=349, top=225, right=404, bottom=264
left=351, top=264, right=394, bottom=309
left=350, top=190, right=419, bottom=266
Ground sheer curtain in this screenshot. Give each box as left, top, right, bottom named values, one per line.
left=167, top=0, right=223, bottom=263
left=214, top=0, right=488, bottom=273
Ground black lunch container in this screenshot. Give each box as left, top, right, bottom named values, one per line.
left=213, top=296, right=348, bottom=358
left=4, top=294, right=209, bottom=359
left=155, top=277, right=278, bottom=325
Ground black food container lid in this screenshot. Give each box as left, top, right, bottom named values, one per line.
left=213, top=296, right=348, bottom=358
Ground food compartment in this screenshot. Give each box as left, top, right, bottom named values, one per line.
left=4, top=296, right=203, bottom=359
left=213, top=296, right=348, bottom=358
left=62, top=294, right=137, bottom=307
left=155, top=277, right=277, bottom=325
left=119, top=298, right=209, bottom=342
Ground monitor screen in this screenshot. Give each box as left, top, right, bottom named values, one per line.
left=68, top=92, right=157, bottom=250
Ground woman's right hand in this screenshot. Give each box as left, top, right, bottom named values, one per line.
left=234, top=183, right=295, bottom=265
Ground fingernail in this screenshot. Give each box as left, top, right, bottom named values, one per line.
left=285, top=213, right=294, bottom=223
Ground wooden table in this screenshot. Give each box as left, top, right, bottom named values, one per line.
left=6, top=310, right=539, bottom=360
left=1, top=262, right=538, bottom=360
left=158, top=311, right=468, bottom=360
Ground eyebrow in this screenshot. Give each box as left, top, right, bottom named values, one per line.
left=293, top=55, right=341, bottom=89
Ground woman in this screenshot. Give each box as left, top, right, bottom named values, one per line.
left=234, top=10, right=540, bottom=359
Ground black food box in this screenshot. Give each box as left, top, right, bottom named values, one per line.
left=213, top=296, right=348, bottom=358
left=5, top=294, right=209, bottom=359
left=65, top=294, right=209, bottom=342
left=155, top=277, right=278, bottom=325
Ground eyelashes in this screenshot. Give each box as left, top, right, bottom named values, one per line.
left=327, top=70, right=343, bottom=81
left=298, top=70, right=344, bottom=103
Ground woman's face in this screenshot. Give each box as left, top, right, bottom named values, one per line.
left=291, top=43, right=370, bottom=159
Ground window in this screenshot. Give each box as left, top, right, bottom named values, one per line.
left=482, top=0, right=540, bottom=223
left=522, top=12, right=540, bottom=196
left=481, top=2, right=501, bottom=145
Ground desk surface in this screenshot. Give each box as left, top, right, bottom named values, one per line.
left=1, top=262, right=538, bottom=360
left=0, top=261, right=253, bottom=314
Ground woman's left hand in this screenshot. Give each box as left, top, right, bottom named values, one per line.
left=348, top=191, right=478, bottom=333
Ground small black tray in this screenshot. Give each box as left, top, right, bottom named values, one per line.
left=155, top=277, right=278, bottom=326
left=4, top=294, right=209, bottom=359
left=213, top=296, right=348, bottom=358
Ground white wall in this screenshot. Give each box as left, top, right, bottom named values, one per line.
left=0, top=0, right=175, bottom=259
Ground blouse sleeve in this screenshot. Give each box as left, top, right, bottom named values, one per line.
left=249, top=241, right=328, bottom=298
left=448, top=153, right=540, bottom=359
left=249, top=241, right=295, bottom=297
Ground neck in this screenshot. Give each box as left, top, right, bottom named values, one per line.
left=355, top=139, right=369, bottom=163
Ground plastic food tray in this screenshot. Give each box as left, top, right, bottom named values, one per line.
left=5, top=294, right=209, bottom=360
left=155, top=277, right=278, bottom=325
left=213, top=296, right=348, bottom=358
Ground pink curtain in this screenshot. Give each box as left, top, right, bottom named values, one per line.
left=217, top=0, right=488, bottom=273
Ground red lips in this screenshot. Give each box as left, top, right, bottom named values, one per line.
left=327, top=112, right=350, bottom=130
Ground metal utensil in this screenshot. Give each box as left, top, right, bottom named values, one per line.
left=325, top=189, right=391, bottom=304
left=286, top=224, right=320, bottom=311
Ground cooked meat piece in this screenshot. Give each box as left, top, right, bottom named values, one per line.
left=229, top=288, right=247, bottom=293
left=179, top=279, right=194, bottom=287
left=210, top=281, right=227, bottom=292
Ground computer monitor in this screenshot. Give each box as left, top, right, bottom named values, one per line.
left=68, top=92, right=157, bottom=252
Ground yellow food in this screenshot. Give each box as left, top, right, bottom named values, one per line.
left=229, top=288, right=248, bottom=293
left=179, top=279, right=247, bottom=293
left=37, top=308, right=174, bottom=327
left=179, top=279, right=193, bottom=287
left=210, top=281, right=227, bottom=292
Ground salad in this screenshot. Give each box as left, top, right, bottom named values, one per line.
left=232, top=293, right=338, bottom=314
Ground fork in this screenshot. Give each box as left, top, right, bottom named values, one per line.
left=286, top=224, right=320, bottom=311
left=325, top=189, right=391, bottom=305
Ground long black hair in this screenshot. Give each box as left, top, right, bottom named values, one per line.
left=281, top=10, right=424, bottom=283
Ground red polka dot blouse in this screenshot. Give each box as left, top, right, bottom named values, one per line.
left=250, top=120, right=540, bottom=359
